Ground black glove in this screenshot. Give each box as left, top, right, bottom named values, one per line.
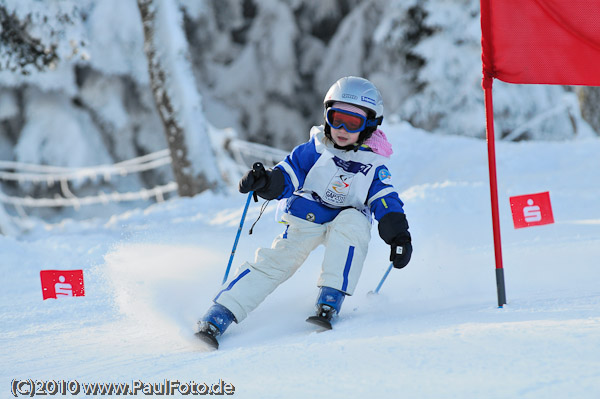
left=378, top=212, right=413, bottom=269
left=390, top=238, right=412, bottom=269
left=239, top=162, right=268, bottom=193
left=238, top=162, right=285, bottom=200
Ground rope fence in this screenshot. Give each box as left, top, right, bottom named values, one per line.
left=0, top=138, right=286, bottom=213
left=226, top=138, right=287, bottom=171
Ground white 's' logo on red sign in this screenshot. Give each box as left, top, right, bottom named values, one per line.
left=40, top=270, right=85, bottom=300
left=509, top=192, right=554, bottom=229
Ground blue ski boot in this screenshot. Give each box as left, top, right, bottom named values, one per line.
left=306, top=287, right=345, bottom=330
left=196, top=303, right=236, bottom=350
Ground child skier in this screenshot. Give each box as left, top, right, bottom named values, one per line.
left=196, top=76, right=412, bottom=349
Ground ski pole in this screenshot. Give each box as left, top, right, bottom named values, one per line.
left=222, top=162, right=265, bottom=284
left=222, top=191, right=253, bottom=284
left=370, top=262, right=394, bottom=295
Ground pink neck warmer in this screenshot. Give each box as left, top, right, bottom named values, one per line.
left=364, top=129, right=393, bottom=157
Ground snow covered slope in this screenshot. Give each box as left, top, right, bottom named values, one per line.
left=1, top=122, right=599, bottom=398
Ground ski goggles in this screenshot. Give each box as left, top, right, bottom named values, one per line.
left=325, top=107, right=380, bottom=133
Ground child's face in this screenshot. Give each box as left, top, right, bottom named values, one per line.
left=330, top=127, right=360, bottom=147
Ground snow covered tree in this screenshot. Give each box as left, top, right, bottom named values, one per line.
left=137, top=0, right=222, bottom=196
left=577, top=86, right=600, bottom=136
left=181, top=0, right=306, bottom=149
left=0, top=0, right=177, bottom=222
left=315, top=0, right=426, bottom=117
left=385, top=0, right=592, bottom=140
left=0, top=0, right=86, bottom=75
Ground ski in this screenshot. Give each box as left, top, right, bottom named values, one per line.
left=195, top=330, right=219, bottom=350
left=306, top=315, right=332, bottom=331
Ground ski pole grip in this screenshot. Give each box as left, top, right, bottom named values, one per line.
left=252, top=162, right=265, bottom=176
left=251, top=162, right=265, bottom=202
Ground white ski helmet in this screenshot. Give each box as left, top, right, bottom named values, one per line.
left=323, top=76, right=384, bottom=119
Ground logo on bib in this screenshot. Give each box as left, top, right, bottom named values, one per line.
left=325, top=170, right=354, bottom=205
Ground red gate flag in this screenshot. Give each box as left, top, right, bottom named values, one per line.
left=481, top=0, right=600, bottom=86
left=479, top=0, right=600, bottom=306
left=510, top=191, right=554, bottom=229
left=40, top=270, right=85, bottom=300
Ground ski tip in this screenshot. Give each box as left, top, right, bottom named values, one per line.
left=306, top=315, right=332, bottom=331
left=195, top=331, right=219, bottom=350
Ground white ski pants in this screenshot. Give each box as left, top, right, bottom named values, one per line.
left=214, top=208, right=371, bottom=322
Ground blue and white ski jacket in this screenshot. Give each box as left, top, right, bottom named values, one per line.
left=273, top=126, right=405, bottom=224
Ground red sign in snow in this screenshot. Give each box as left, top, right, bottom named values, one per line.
left=40, top=270, right=85, bottom=300
left=509, top=192, right=554, bottom=229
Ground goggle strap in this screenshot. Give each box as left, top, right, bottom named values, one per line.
left=366, top=116, right=383, bottom=128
